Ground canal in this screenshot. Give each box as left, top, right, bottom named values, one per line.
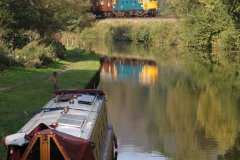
left=82, top=41, right=240, bottom=160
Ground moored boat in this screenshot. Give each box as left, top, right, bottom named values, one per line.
left=2, top=89, right=118, bottom=160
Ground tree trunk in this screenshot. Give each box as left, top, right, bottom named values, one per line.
left=39, top=30, right=45, bottom=39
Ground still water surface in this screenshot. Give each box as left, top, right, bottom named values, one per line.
left=82, top=41, right=240, bottom=160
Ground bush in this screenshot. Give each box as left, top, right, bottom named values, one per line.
left=215, top=28, right=240, bottom=51
left=130, top=26, right=151, bottom=43
left=112, top=25, right=132, bottom=41
left=2, top=29, right=29, bottom=50
left=79, top=28, right=98, bottom=40
left=99, top=24, right=115, bottom=42
left=39, top=38, right=66, bottom=59
left=15, top=42, right=56, bottom=67
left=150, top=22, right=179, bottom=46
left=179, top=14, right=216, bottom=49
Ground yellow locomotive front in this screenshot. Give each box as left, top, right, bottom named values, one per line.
left=141, top=0, right=158, bottom=16
left=143, top=0, right=158, bottom=10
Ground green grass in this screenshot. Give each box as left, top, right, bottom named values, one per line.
left=0, top=48, right=100, bottom=159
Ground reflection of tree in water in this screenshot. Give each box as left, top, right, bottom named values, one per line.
left=197, top=89, right=240, bottom=154
left=218, top=133, right=240, bottom=160
left=97, top=42, right=240, bottom=159
left=146, top=65, right=240, bottom=160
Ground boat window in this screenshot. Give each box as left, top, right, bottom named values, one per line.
left=26, top=139, right=40, bottom=160
left=58, top=94, right=73, bottom=102
left=57, top=114, right=86, bottom=128
left=50, top=138, right=64, bottom=160
left=78, top=95, right=96, bottom=105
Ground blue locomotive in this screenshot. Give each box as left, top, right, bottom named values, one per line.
left=92, top=0, right=158, bottom=17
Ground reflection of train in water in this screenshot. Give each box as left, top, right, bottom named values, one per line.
left=2, top=90, right=118, bottom=160
left=92, top=0, right=158, bottom=17
left=100, top=57, right=159, bottom=85
left=139, top=65, right=159, bottom=85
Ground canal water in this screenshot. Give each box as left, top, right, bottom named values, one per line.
left=82, top=41, right=240, bottom=160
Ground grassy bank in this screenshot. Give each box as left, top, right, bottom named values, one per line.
left=78, top=18, right=240, bottom=52
left=79, top=19, right=179, bottom=47
left=0, top=48, right=100, bottom=159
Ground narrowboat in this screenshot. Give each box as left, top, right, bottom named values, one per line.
left=2, top=89, right=118, bottom=160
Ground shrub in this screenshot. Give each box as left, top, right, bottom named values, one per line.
left=39, top=38, right=66, bottom=59
left=215, top=28, right=240, bottom=51
left=150, top=22, right=179, bottom=46
left=79, top=28, right=98, bottom=40
left=112, top=25, right=132, bottom=41
left=99, top=24, right=115, bottom=42
left=15, top=42, right=55, bottom=67
left=130, top=26, right=151, bottom=43
left=179, top=15, right=216, bottom=49
left=2, top=29, right=29, bottom=50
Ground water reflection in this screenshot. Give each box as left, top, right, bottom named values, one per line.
left=87, top=41, right=240, bottom=160
left=100, top=58, right=159, bottom=85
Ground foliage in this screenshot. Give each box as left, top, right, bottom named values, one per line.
left=171, top=0, right=240, bottom=50
left=14, top=40, right=66, bottom=67
left=150, top=22, right=179, bottom=46
left=67, top=12, right=96, bottom=32
left=2, top=29, right=29, bottom=50
left=165, top=0, right=200, bottom=15
left=216, top=28, right=240, bottom=51
left=0, top=0, right=37, bottom=30
left=158, top=0, right=175, bottom=15
left=111, top=25, right=132, bottom=41
left=0, top=0, right=92, bottom=38
left=131, top=26, right=151, bottom=42
left=0, top=0, right=92, bottom=70
left=15, top=42, right=51, bottom=67
left=39, top=38, right=66, bottom=59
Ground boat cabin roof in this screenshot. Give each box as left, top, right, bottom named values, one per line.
left=19, top=90, right=105, bottom=140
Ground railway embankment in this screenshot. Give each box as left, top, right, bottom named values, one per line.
left=0, top=48, right=100, bottom=158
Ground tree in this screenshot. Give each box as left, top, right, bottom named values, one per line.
left=28, top=0, right=92, bottom=37
left=0, top=0, right=92, bottom=39
left=0, top=0, right=37, bottom=30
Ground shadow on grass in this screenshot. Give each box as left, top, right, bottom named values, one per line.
left=43, top=60, right=66, bottom=70
left=59, top=69, right=99, bottom=89
left=65, top=48, right=100, bottom=62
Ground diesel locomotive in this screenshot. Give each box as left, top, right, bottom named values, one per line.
left=92, top=0, right=158, bottom=17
